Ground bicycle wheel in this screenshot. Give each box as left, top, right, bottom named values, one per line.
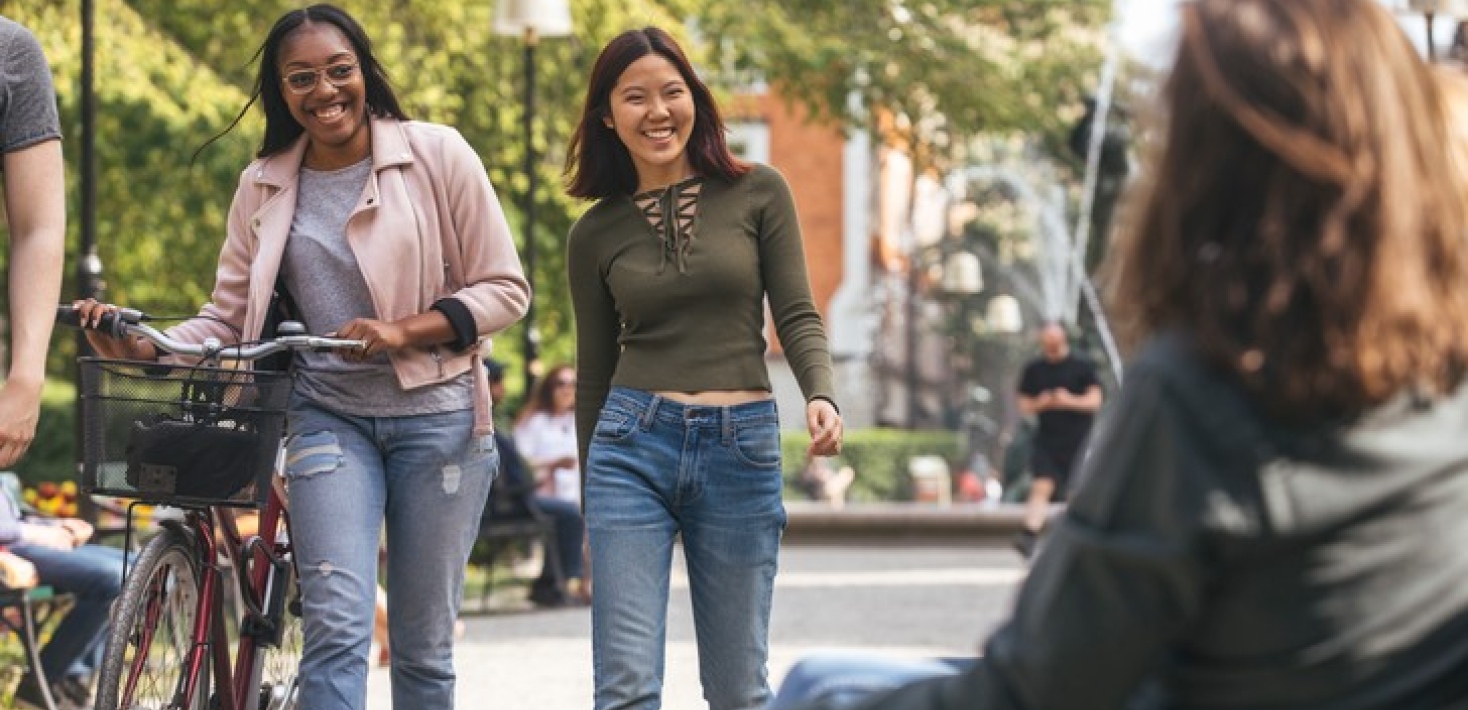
left=255, top=540, right=302, bottom=710
left=95, top=527, right=210, bottom=710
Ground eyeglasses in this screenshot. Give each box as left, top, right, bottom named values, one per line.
left=281, top=62, right=360, bottom=95
left=553, top=379, right=576, bottom=388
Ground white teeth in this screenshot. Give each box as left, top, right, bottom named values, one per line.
left=644, top=128, right=674, bottom=139
left=314, top=105, right=345, bottom=120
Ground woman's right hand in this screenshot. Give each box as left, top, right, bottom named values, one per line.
left=72, top=299, right=159, bottom=361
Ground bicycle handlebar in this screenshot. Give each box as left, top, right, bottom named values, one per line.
left=57, top=304, right=366, bottom=362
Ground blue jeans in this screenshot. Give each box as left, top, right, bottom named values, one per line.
left=8, top=541, right=125, bottom=681
left=283, top=397, right=496, bottom=710
left=587, top=387, right=787, bottom=710
left=767, top=653, right=971, bottom=709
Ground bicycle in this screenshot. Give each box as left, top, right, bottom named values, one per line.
left=56, top=305, right=362, bottom=710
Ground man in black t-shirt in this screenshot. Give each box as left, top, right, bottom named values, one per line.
left=1013, top=323, right=1102, bottom=558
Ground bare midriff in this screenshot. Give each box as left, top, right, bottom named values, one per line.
left=653, top=389, right=772, bottom=406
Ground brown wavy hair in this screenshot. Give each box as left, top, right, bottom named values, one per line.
left=1102, top=0, right=1468, bottom=420
left=516, top=364, right=577, bottom=425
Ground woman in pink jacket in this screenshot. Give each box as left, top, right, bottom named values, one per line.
left=79, top=5, right=529, bottom=709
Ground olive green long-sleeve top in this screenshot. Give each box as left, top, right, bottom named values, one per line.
left=567, top=164, right=835, bottom=466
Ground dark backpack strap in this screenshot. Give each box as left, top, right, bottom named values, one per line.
left=258, top=277, right=299, bottom=373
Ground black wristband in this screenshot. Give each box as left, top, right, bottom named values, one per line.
left=811, top=396, right=840, bottom=415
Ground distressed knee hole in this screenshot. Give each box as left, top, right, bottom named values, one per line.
left=441, top=464, right=462, bottom=494
left=285, top=430, right=343, bottom=481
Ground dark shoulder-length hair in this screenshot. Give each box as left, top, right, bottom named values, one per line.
left=516, top=364, right=576, bottom=425
left=1102, top=0, right=1468, bottom=420
left=194, top=3, right=408, bottom=163
left=565, top=27, right=748, bottom=199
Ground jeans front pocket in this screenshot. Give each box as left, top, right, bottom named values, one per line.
left=730, top=416, right=782, bottom=469
left=592, top=406, right=638, bottom=443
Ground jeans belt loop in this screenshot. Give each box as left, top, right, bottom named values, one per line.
left=721, top=406, right=734, bottom=446
left=639, top=393, right=661, bottom=431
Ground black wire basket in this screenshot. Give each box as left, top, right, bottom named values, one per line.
left=78, top=358, right=291, bottom=508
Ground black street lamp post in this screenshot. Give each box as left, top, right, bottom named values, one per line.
left=1404, top=0, right=1468, bottom=61
left=77, top=0, right=104, bottom=522
left=494, top=0, right=572, bottom=392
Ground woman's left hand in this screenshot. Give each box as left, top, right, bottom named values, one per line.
left=806, top=399, right=844, bottom=457
left=334, top=318, right=408, bottom=361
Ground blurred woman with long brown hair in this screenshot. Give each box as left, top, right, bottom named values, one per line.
left=771, top=0, right=1468, bottom=707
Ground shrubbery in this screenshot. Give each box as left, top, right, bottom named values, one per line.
left=18, top=381, right=967, bottom=504
left=780, top=428, right=962, bottom=502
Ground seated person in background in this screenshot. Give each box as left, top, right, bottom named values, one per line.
left=513, top=363, right=584, bottom=508
left=768, top=0, right=1468, bottom=708
left=1, top=481, right=126, bottom=710
left=799, top=455, right=854, bottom=509
left=488, top=360, right=588, bottom=606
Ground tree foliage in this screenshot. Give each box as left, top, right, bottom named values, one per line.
left=4, top=0, right=1107, bottom=386
left=692, top=0, right=1110, bottom=165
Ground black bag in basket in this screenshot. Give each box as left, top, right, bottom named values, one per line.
left=125, top=415, right=261, bottom=500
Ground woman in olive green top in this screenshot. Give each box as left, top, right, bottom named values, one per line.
left=564, top=26, right=843, bottom=710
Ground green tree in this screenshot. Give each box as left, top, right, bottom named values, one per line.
left=11, top=0, right=1108, bottom=384
left=692, top=0, right=1110, bottom=164
left=7, top=0, right=259, bottom=377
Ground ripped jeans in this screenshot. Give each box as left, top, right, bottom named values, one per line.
left=283, top=395, right=496, bottom=710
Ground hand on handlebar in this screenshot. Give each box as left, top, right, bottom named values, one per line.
left=71, top=299, right=159, bottom=361
left=332, top=318, right=407, bottom=362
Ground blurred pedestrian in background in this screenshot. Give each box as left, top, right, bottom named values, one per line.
left=1012, top=323, right=1102, bottom=558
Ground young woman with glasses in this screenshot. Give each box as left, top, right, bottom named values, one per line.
left=77, top=4, right=529, bottom=709
left=565, top=26, right=844, bottom=710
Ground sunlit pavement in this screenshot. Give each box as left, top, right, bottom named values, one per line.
left=367, top=543, right=1027, bottom=709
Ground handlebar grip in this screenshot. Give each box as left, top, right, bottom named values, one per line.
left=55, top=304, right=140, bottom=339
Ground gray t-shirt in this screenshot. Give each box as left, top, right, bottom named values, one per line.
left=0, top=16, right=60, bottom=156
left=281, top=157, right=471, bottom=416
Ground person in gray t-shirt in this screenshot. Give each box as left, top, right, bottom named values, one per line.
left=1, top=15, right=97, bottom=710
left=0, top=16, right=64, bottom=468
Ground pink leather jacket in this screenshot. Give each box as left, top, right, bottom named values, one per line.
left=166, top=116, right=530, bottom=435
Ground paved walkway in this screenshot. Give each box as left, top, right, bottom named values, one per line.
left=367, top=543, right=1026, bottom=709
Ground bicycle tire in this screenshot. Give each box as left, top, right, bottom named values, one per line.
left=255, top=531, right=302, bottom=710
left=94, top=527, right=210, bottom=710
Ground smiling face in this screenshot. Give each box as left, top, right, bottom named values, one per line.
left=278, top=22, right=370, bottom=170
left=605, top=54, right=696, bottom=192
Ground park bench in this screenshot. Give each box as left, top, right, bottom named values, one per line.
left=468, top=470, right=565, bottom=609
left=1, top=471, right=71, bottom=710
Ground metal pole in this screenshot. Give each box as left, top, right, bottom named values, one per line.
left=79, top=0, right=101, bottom=308
left=1428, top=12, right=1438, bottom=62
left=77, top=0, right=102, bottom=521
left=521, top=28, right=541, bottom=393
left=905, top=235, right=919, bottom=428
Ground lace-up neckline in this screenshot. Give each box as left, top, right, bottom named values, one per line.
left=633, top=176, right=703, bottom=274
